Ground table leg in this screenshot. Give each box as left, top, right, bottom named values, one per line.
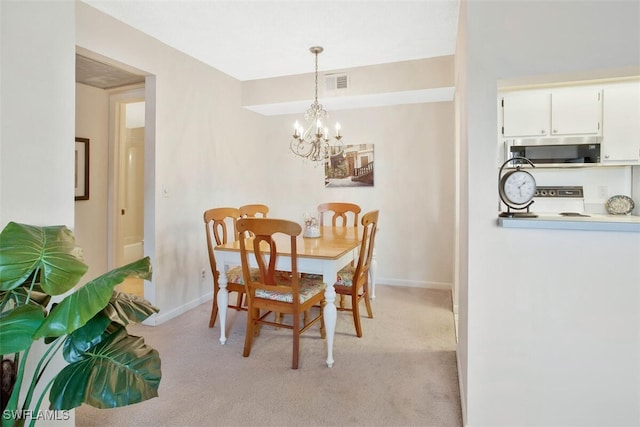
left=369, top=248, right=378, bottom=300
left=323, top=282, right=337, bottom=368
left=217, top=271, right=229, bottom=345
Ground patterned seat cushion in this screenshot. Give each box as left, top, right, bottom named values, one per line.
left=302, top=268, right=357, bottom=287
left=226, top=268, right=297, bottom=286
left=255, top=276, right=326, bottom=304
left=335, top=266, right=356, bottom=287
left=225, top=266, right=259, bottom=285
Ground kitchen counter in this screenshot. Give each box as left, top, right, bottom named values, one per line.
left=497, top=213, right=640, bottom=232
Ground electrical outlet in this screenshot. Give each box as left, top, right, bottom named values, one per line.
left=200, top=268, right=206, bottom=281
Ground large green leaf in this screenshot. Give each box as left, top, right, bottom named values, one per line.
left=33, top=257, right=152, bottom=339
left=49, top=326, right=161, bottom=410
left=102, top=290, right=159, bottom=327
left=0, top=304, right=44, bottom=355
left=62, top=313, right=112, bottom=363
left=0, top=222, right=87, bottom=295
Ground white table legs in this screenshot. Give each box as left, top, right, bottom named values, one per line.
left=217, top=270, right=229, bottom=345
left=369, top=249, right=378, bottom=300
left=322, top=282, right=337, bottom=368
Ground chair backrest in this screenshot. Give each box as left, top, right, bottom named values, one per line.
left=317, top=202, right=361, bottom=227
left=203, top=207, right=241, bottom=275
left=352, top=210, right=379, bottom=285
left=236, top=218, right=303, bottom=305
left=239, top=204, right=269, bottom=237
left=239, top=204, right=269, bottom=218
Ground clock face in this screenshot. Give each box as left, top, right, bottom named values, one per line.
left=501, top=170, right=536, bottom=205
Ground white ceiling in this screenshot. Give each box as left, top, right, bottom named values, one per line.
left=81, top=0, right=460, bottom=82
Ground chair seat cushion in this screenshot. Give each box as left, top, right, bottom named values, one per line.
left=256, top=276, right=326, bottom=304
left=225, top=266, right=260, bottom=285
left=226, top=267, right=292, bottom=286
left=335, top=266, right=356, bottom=287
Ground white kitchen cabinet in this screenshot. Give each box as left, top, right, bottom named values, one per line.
left=501, top=87, right=602, bottom=138
left=550, top=88, right=601, bottom=135
left=501, top=91, right=550, bottom=137
left=601, top=82, right=640, bottom=164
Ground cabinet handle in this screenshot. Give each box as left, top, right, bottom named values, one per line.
left=552, top=129, right=558, bottom=133
left=605, top=154, right=610, bottom=159
left=540, top=130, right=546, bottom=135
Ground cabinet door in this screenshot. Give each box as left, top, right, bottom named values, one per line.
left=501, top=91, right=550, bottom=137
left=602, top=83, right=640, bottom=163
left=551, top=88, right=601, bottom=135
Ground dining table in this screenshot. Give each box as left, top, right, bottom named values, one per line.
left=214, top=225, right=377, bottom=367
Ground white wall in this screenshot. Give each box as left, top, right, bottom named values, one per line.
left=461, top=1, right=640, bottom=426
left=1, top=2, right=76, bottom=426
left=1, top=1, right=75, bottom=227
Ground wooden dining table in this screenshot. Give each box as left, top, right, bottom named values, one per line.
left=214, top=225, right=377, bottom=367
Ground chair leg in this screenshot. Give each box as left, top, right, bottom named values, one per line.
left=292, top=312, right=300, bottom=369
left=238, top=292, right=245, bottom=308
left=208, top=281, right=220, bottom=328
left=352, top=291, right=363, bottom=338
left=319, top=300, right=326, bottom=339
left=243, top=308, right=258, bottom=357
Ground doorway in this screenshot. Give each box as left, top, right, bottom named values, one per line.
left=110, top=90, right=145, bottom=297
left=75, top=51, right=156, bottom=306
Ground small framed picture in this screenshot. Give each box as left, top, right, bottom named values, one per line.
left=75, top=137, right=90, bottom=201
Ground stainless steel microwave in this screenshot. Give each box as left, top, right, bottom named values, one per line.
left=504, top=138, right=601, bottom=167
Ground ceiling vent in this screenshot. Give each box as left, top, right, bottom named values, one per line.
left=325, top=73, right=349, bottom=92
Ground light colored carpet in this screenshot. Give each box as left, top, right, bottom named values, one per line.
left=75, top=285, right=462, bottom=427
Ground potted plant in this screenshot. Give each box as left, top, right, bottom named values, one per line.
left=0, top=222, right=161, bottom=427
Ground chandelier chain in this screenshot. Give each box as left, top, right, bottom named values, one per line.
left=314, top=49, right=319, bottom=104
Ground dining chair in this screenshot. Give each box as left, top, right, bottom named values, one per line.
left=239, top=203, right=269, bottom=218
left=236, top=217, right=326, bottom=369
left=316, top=202, right=362, bottom=307
left=317, top=202, right=361, bottom=227
left=334, top=210, right=379, bottom=337
left=238, top=204, right=269, bottom=238
left=204, top=207, right=257, bottom=328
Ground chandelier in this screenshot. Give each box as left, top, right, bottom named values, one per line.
left=290, top=46, right=344, bottom=163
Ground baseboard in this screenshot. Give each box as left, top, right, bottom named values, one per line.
left=376, top=278, right=452, bottom=290
left=143, top=292, right=213, bottom=326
